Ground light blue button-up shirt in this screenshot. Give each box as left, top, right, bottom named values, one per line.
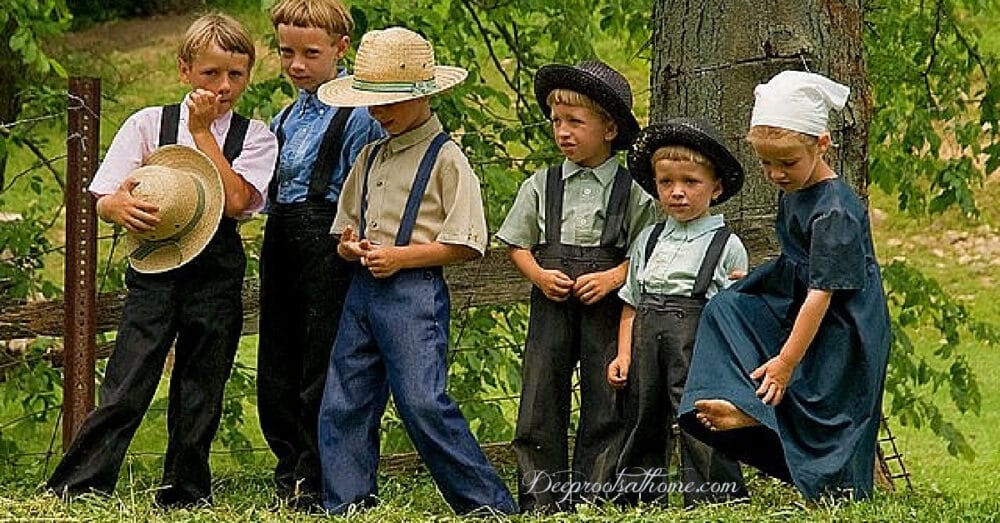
left=618, top=214, right=748, bottom=306
left=268, top=74, right=384, bottom=207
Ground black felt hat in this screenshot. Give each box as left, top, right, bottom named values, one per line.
left=628, top=118, right=745, bottom=205
left=534, top=60, right=641, bottom=151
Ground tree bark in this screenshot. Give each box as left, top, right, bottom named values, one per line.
left=649, top=0, right=871, bottom=261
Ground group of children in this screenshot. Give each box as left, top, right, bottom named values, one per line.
left=43, top=0, right=892, bottom=516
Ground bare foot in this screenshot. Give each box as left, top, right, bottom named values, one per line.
left=694, top=399, right=760, bottom=431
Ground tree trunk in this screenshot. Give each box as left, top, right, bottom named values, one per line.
left=0, top=17, right=27, bottom=190
left=649, top=0, right=871, bottom=264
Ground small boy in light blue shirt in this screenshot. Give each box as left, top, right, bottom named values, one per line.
left=605, top=118, right=749, bottom=507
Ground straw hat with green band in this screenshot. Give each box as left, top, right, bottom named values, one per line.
left=124, top=145, right=224, bottom=274
left=317, top=27, right=468, bottom=108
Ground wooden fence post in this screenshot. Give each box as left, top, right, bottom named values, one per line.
left=63, top=77, right=100, bottom=449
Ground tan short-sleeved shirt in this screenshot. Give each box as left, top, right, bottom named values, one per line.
left=332, top=115, right=488, bottom=254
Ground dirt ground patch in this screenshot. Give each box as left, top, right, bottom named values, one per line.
left=59, top=13, right=200, bottom=56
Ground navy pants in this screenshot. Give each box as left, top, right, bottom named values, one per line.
left=47, top=223, right=244, bottom=505
left=257, top=202, right=350, bottom=497
left=317, top=267, right=516, bottom=515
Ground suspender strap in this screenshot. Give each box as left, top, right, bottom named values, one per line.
left=643, top=221, right=667, bottom=265
left=158, top=102, right=248, bottom=164
left=307, top=106, right=354, bottom=201
left=223, top=113, right=249, bottom=164
left=691, top=226, right=732, bottom=300
left=267, top=107, right=295, bottom=203
left=395, top=132, right=451, bottom=246
left=358, top=141, right=386, bottom=240
left=158, top=104, right=181, bottom=147
left=600, top=165, right=632, bottom=247
left=543, top=165, right=563, bottom=245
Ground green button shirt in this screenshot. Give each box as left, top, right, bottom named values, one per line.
left=496, top=156, right=658, bottom=249
left=618, top=214, right=749, bottom=306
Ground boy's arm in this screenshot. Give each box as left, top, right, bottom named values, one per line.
left=750, top=288, right=833, bottom=406
left=187, top=90, right=257, bottom=217
left=361, top=242, right=478, bottom=278
left=608, top=304, right=636, bottom=389
left=572, top=260, right=628, bottom=305
left=508, top=246, right=573, bottom=302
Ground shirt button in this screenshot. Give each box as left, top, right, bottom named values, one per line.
left=376, top=180, right=384, bottom=187
left=371, top=222, right=378, bottom=229
left=578, top=217, right=587, bottom=224
left=583, top=188, right=592, bottom=196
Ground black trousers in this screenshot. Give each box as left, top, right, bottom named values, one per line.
left=612, top=294, right=747, bottom=506
left=257, top=202, right=351, bottom=496
left=47, top=222, right=245, bottom=505
left=513, top=256, right=624, bottom=513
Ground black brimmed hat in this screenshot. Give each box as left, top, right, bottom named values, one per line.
left=534, top=60, right=640, bottom=151
left=628, top=117, right=745, bottom=205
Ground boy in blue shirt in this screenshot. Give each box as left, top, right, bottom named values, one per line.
left=606, top=118, right=749, bottom=506
left=497, top=60, right=657, bottom=512
left=257, top=0, right=383, bottom=508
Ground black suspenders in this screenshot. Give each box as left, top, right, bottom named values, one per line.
left=642, top=222, right=732, bottom=299
left=267, top=103, right=353, bottom=204
left=158, top=103, right=249, bottom=163
left=543, top=164, right=632, bottom=247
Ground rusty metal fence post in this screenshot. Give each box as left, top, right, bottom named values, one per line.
left=62, top=77, right=100, bottom=449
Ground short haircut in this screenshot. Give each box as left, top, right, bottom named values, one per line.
left=179, top=13, right=256, bottom=72
left=271, top=0, right=354, bottom=39
left=546, top=88, right=614, bottom=123
left=746, top=125, right=819, bottom=148
left=651, top=145, right=716, bottom=176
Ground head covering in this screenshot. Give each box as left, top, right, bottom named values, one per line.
left=749, top=70, right=850, bottom=137
left=534, top=60, right=641, bottom=151
left=628, top=118, right=745, bottom=205
left=124, top=145, right=224, bottom=274
left=317, top=27, right=468, bottom=108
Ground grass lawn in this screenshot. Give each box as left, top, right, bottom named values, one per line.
left=3, top=4, right=1000, bottom=521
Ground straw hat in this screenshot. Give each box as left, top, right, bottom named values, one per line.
left=534, top=60, right=641, bottom=151
left=628, top=118, right=745, bottom=206
left=317, top=27, right=468, bottom=107
left=124, top=145, right=224, bottom=273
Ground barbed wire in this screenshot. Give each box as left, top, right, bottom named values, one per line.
left=0, top=113, right=64, bottom=132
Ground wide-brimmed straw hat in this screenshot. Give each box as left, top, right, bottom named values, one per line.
left=628, top=118, right=745, bottom=206
left=534, top=60, right=641, bottom=151
left=317, top=27, right=468, bottom=108
left=124, top=145, right=224, bottom=273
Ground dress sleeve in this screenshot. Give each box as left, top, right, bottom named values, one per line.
left=808, top=209, right=866, bottom=290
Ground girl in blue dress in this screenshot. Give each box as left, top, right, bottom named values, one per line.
left=677, top=70, right=892, bottom=500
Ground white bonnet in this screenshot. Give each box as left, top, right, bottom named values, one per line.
left=749, top=70, right=850, bottom=137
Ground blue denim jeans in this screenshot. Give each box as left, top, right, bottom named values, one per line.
left=317, top=267, right=516, bottom=515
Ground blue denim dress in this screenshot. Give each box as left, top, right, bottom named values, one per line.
left=678, top=177, right=891, bottom=500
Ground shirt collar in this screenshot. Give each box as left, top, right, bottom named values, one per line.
left=385, top=114, right=444, bottom=154
left=561, top=155, right=619, bottom=186
left=662, top=214, right=725, bottom=240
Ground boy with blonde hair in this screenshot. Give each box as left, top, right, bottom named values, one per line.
left=258, top=0, right=382, bottom=507
left=497, top=60, right=657, bottom=512
left=315, top=27, right=515, bottom=515
left=47, top=13, right=277, bottom=507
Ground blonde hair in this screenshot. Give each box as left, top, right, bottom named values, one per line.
left=179, top=14, right=256, bottom=72
left=651, top=145, right=715, bottom=174
left=271, top=0, right=354, bottom=38
left=746, top=125, right=819, bottom=148
left=546, top=89, right=614, bottom=123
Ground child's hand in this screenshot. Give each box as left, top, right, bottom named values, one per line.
left=573, top=270, right=618, bottom=305
left=362, top=244, right=402, bottom=279
left=729, top=269, right=747, bottom=280
left=97, top=177, right=160, bottom=232
left=186, top=89, right=221, bottom=135
left=534, top=269, right=574, bottom=302
left=750, top=354, right=796, bottom=406
left=337, top=226, right=371, bottom=262
left=607, top=356, right=630, bottom=389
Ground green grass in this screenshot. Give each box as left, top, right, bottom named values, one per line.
left=3, top=3, right=1000, bottom=520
